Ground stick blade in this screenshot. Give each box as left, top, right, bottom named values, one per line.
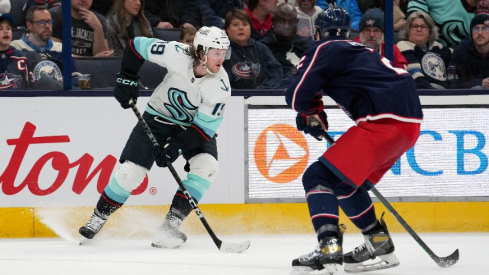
left=436, top=249, right=459, bottom=268
left=219, top=240, right=250, bottom=253
left=79, top=236, right=89, bottom=246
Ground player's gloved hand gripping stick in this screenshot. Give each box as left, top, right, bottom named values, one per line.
left=322, top=131, right=459, bottom=268
left=128, top=99, right=250, bottom=253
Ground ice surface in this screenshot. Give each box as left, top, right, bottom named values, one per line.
left=0, top=233, right=485, bottom=275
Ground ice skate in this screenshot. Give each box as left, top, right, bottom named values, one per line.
left=79, top=209, right=108, bottom=244
left=343, top=215, right=399, bottom=273
left=151, top=209, right=187, bottom=249
left=291, top=225, right=345, bottom=275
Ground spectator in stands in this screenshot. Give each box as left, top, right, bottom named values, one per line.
left=397, top=10, right=452, bottom=89
left=144, top=0, right=199, bottom=29
left=451, top=13, right=489, bottom=89
left=11, top=5, right=82, bottom=89
left=0, top=0, right=10, bottom=14
left=222, top=8, right=283, bottom=89
left=195, top=0, right=243, bottom=29
left=296, top=0, right=322, bottom=39
left=407, top=0, right=482, bottom=48
left=261, top=2, right=313, bottom=85
left=0, top=13, right=30, bottom=90
left=105, top=0, right=153, bottom=57
left=50, top=0, right=113, bottom=57
left=19, top=0, right=60, bottom=27
left=245, top=0, right=278, bottom=41
left=180, top=25, right=196, bottom=46
left=353, top=8, right=408, bottom=69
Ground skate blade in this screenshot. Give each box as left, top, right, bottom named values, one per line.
left=219, top=240, right=250, bottom=253
left=151, top=237, right=184, bottom=249
left=344, top=252, right=400, bottom=273
left=291, top=264, right=342, bottom=275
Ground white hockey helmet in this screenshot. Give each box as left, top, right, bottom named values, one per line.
left=194, top=26, right=231, bottom=60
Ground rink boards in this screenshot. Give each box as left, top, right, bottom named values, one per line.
left=0, top=95, right=488, bottom=237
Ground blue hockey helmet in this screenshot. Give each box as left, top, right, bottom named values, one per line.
left=314, top=6, right=351, bottom=40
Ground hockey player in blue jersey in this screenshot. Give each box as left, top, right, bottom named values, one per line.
left=79, top=26, right=232, bottom=249
left=285, top=6, right=423, bottom=275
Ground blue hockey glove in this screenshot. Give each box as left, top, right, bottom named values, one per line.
left=153, top=138, right=184, bottom=168
left=296, top=94, right=328, bottom=141
left=114, top=71, right=139, bottom=109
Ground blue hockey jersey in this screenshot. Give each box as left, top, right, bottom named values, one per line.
left=285, top=38, right=423, bottom=124
left=0, top=47, right=29, bottom=90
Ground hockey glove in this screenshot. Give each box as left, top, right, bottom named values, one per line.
left=153, top=138, right=184, bottom=168
left=296, top=94, right=328, bottom=141
left=114, top=71, right=139, bottom=109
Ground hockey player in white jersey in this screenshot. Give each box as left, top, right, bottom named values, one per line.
left=79, top=26, right=232, bottom=249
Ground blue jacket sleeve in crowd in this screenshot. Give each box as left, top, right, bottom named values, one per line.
left=196, top=1, right=225, bottom=29
left=255, top=41, right=284, bottom=89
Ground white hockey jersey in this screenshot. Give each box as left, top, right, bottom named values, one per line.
left=132, top=37, right=231, bottom=138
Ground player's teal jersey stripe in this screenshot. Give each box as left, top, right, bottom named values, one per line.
left=193, top=111, right=223, bottom=138
left=134, top=37, right=158, bottom=61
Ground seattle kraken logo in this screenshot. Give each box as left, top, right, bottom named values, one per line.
left=165, top=88, right=197, bottom=124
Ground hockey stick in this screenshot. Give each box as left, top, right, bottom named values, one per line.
left=129, top=100, right=250, bottom=253
left=322, top=131, right=459, bottom=268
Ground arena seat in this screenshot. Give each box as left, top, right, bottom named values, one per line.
left=152, top=28, right=182, bottom=42
left=12, top=28, right=28, bottom=40
left=75, top=57, right=167, bottom=89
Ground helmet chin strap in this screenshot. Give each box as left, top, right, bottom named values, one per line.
left=200, top=55, right=215, bottom=75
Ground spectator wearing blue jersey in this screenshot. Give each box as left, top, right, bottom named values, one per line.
left=285, top=6, right=422, bottom=275
left=11, top=5, right=82, bottom=89
left=223, top=8, right=283, bottom=89
left=0, top=13, right=30, bottom=90
left=397, top=10, right=452, bottom=89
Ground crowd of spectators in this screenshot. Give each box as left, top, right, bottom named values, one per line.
left=0, top=0, right=487, bottom=90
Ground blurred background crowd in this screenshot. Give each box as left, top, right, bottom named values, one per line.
left=0, top=0, right=488, bottom=91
